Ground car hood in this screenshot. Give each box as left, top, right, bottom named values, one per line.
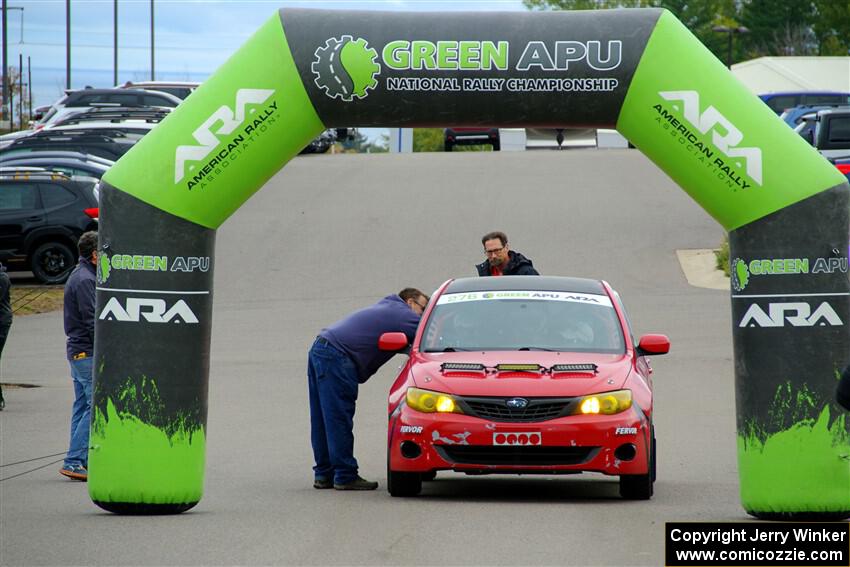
left=410, top=351, right=632, bottom=397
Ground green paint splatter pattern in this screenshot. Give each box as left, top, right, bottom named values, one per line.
left=739, top=380, right=850, bottom=513
left=89, top=378, right=206, bottom=505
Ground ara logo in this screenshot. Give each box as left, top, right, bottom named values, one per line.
left=99, top=297, right=199, bottom=324
left=739, top=302, right=843, bottom=328
left=174, top=88, right=275, bottom=183
left=659, top=90, right=762, bottom=185
left=313, top=36, right=380, bottom=101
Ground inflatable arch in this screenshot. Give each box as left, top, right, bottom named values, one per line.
left=91, top=8, right=849, bottom=518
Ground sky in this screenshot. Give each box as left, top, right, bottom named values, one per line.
left=3, top=0, right=529, bottom=111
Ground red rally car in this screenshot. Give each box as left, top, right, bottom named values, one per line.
left=380, top=276, right=670, bottom=499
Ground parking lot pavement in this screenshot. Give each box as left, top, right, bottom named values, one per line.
left=1, top=150, right=741, bottom=566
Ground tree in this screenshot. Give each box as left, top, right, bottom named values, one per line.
left=336, top=129, right=388, bottom=154
left=413, top=128, right=444, bottom=152
left=740, top=0, right=817, bottom=57
left=812, top=0, right=850, bottom=55
left=522, top=0, right=743, bottom=65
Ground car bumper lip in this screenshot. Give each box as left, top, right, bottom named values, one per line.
left=389, top=408, right=649, bottom=476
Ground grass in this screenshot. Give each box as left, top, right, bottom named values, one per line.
left=10, top=286, right=65, bottom=316
left=715, top=235, right=730, bottom=277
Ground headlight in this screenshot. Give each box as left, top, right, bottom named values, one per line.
left=572, top=390, right=632, bottom=415
left=406, top=388, right=464, bottom=414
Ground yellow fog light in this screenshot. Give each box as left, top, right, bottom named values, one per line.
left=575, top=390, right=632, bottom=416
left=406, top=388, right=464, bottom=414
left=581, top=397, right=600, bottom=414
left=436, top=396, right=456, bottom=413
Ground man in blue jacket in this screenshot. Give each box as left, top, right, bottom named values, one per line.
left=309, top=288, right=428, bottom=491
left=60, top=231, right=98, bottom=481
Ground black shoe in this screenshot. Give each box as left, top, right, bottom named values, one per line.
left=334, top=476, right=378, bottom=491
left=313, top=478, right=333, bottom=489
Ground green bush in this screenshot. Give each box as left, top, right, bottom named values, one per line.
left=715, top=234, right=730, bottom=277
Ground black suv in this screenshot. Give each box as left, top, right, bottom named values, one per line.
left=0, top=170, right=98, bottom=283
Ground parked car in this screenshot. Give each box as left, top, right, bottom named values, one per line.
left=37, top=87, right=181, bottom=126
left=0, top=151, right=113, bottom=179
left=0, top=119, right=159, bottom=162
left=779, top=104, right=850, bottom=128
left=300, top=128, right=354, bottom=154
left=0, top=169, right=99, bottom=283
left=444, top=127, right=500, bottom=151
left=794, top=107, right=850, bottom=159
left=381, top=275, right=669, bottom=499
left=116, top=80, right=200, bottom=100
left=759, top=91, right=850, bottom=115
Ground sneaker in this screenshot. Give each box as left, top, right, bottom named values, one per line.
left=334, top=476, right=378, bottom=491
left=313, top=477, right=333, bottom=489
left=59, top=465, right=88, bottom=481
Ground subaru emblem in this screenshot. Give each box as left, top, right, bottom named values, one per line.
left=506, top=397, right=528, bottom=409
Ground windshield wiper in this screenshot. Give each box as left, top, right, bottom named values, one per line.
left=517, top=347, right=558, bottom=351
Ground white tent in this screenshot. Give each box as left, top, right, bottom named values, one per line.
left=731, top=56, right=850, bottom=94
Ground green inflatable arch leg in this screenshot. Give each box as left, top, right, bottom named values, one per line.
left=91, top=8, right=849, bottom=517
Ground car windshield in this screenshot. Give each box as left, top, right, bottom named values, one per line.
left=421, top=290, right=626, bottom=354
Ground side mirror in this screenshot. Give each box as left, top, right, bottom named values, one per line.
left=379, top=332, right=409, bottom=351
left=803, top=127, right=815, bottom=145
left=636, top=334, right=670, bottom=356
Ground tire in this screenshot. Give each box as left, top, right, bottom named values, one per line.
left=619, top=431, right=655, bottom=500
left=444, top=142, right=454, bottom=152
left=492, top=140, right=500, bottom=151
left=387, top=468, right=422, bottom=497
left=30, top=241, right=76, bottom=284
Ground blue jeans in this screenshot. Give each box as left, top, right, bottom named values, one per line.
left=64, top=357, right=93, bottom=468
left=307, top=338, right=360, bottom=485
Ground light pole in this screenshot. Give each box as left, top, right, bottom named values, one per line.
left=113, top=0, right=118, bottom=86
left=712, top=25, right=750, bottom=69
left=150, top=0, right=155, bottom=80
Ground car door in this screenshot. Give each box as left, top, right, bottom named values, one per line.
left=0, top=180, right=43, bottom=256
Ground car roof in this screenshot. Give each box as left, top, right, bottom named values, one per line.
left=0, top=150, right=114, bottom=165
left=117, top=80, right=200, bottom=88
left=814, top=108, right=850, bottom=117
left=443, top=276, right=607, bottom=295
left=759, top=91, right=850, bottom=98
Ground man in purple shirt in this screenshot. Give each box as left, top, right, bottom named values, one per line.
left=309, top=288, right=428, bottom=490
left=60, top=231, right=98, bottom=481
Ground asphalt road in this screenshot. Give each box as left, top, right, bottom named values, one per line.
left=0, top=149, right=741, bottom=566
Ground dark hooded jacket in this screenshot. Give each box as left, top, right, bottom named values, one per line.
left=476, top=250, right=539, bottom=276
left=0, top=263, right=11, bottom=327
left=838, top=365, right=850, bottom=411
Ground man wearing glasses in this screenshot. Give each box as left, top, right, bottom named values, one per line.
left=308, top=288, right=428, bottom=491
left=476, top=231, right=540, bottom=276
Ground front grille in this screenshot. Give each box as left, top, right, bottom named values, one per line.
left=436, top=445, right=599, bottom=466
left=460, top=396, right=574, bottom=422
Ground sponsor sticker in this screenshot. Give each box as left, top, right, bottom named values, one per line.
left=731, top=256, right=848, bottom=292
left=399, top=425, right=423, bottom=434
left=313, top=35, right=624, bottom=102
left=493, top=432, right=541, bottom=446
left=739, top=301, right=843, bottom=328
left=98, top=252, right=210, bottom=284
left=437, top=290, right=613, bottom=307
left=653, top=90, right=762, bottom=190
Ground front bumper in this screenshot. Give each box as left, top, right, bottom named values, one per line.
left=388, top=406, right=650, bottom=476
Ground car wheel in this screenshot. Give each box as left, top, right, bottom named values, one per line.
left=492, top=141, right=501, bottom=151
left=444, top=142, right=453, bottom=152
left=421, top=471, right=437, bottom=482
left=619, top=432, right=654, bottom=500
left=387, top=468, right=422, bottom=497
left=30, top=241, right=76, bottom=284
